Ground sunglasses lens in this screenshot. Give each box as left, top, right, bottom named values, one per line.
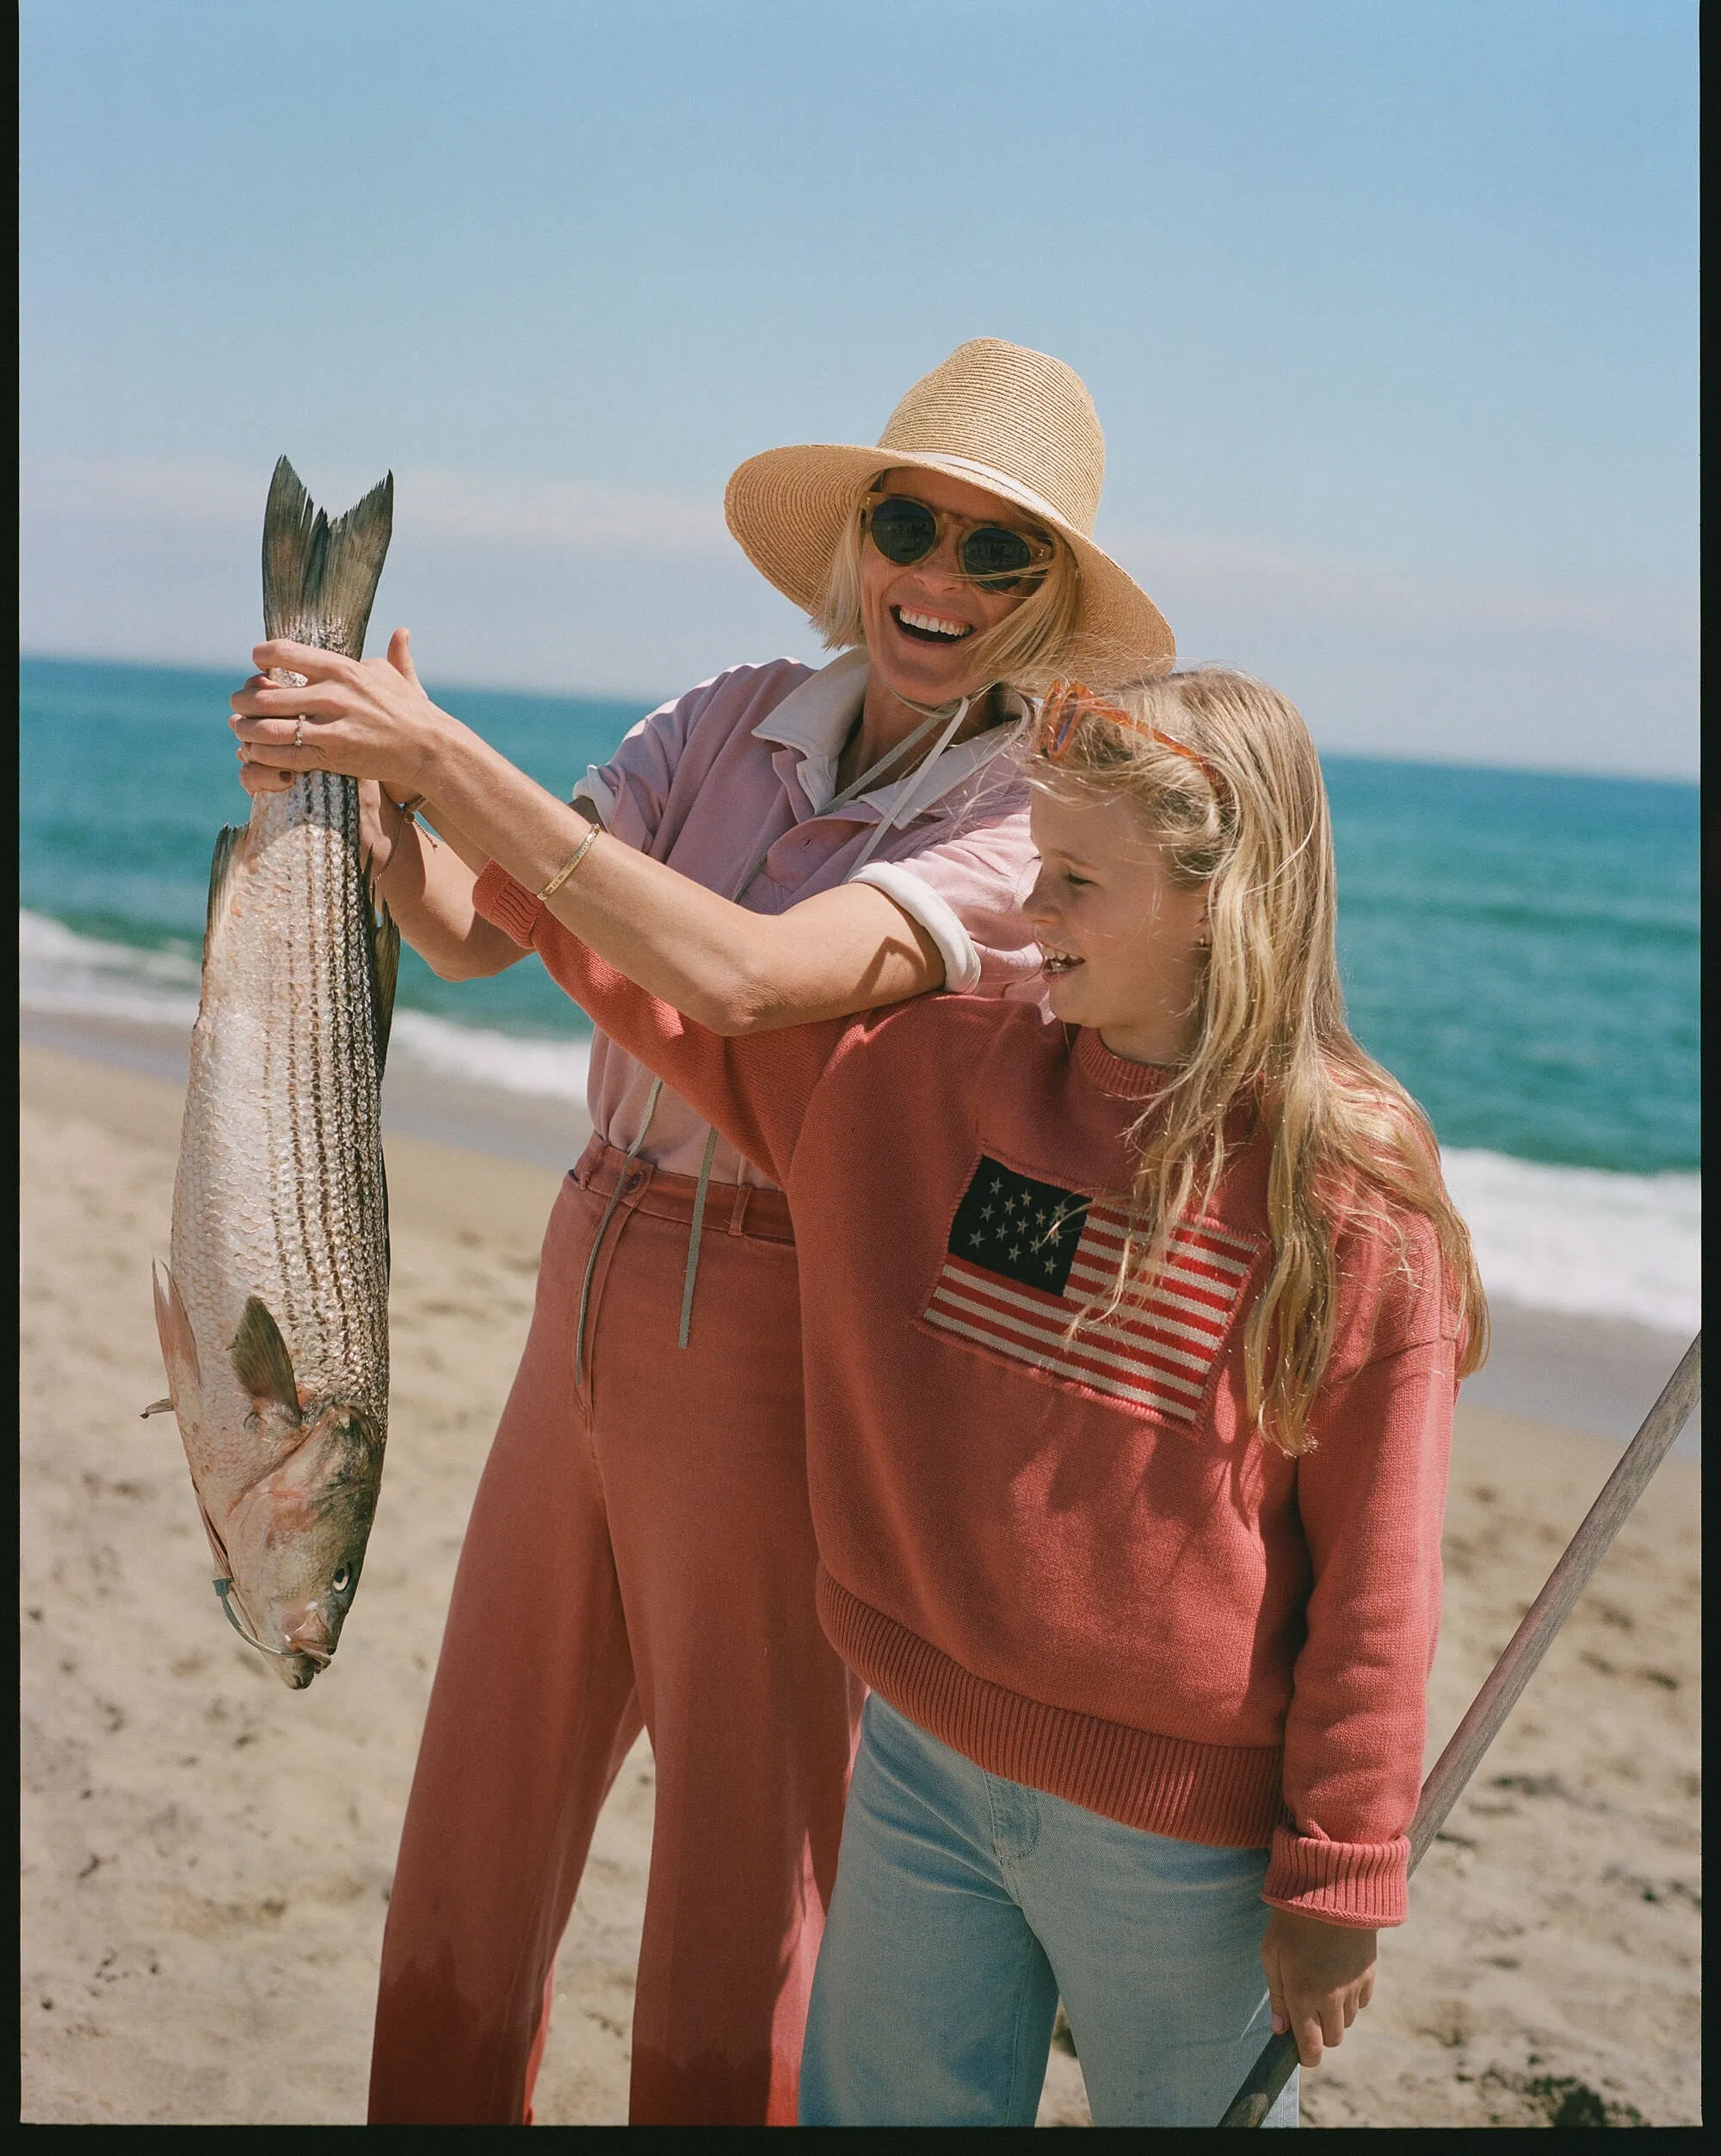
left=959, top=527, right=1035, bottom=591
left=868, top=497, right=939, bottom=566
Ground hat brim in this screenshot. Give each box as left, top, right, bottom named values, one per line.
left=725, top=444, right=1175, bottom=685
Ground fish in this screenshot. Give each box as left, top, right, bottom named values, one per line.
left=149, top=456, right=399, bottom=1689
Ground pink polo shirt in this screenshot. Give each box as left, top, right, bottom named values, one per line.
left=571, top=647, right=1043, bottom=1184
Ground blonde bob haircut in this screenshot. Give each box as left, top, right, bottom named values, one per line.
left=1029, top=667, right=1488, bottom=1455
left=809, top=474, right=1083, bottom=700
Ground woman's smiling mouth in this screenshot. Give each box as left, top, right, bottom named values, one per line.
left=1039, top=950, right=1083, bottom=976
left=891, top=605, right=972, bottom=643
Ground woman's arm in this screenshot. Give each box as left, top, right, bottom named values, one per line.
left=231, top=631, right=945, bottom=1033
left=478, top=886, right=848, bottom=1187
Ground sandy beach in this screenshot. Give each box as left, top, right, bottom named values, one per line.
left=19, top=1041, right=1700, bottom=2128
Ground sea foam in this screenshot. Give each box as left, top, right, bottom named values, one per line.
left=1440, top=1148, right=1699, bottom=1335
left=19, top=908, right=201, bottom=1026
left=19, top=908, right=1698, bottom=1334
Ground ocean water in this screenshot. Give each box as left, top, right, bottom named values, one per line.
left=18, top=658, right=1699, bottom=1331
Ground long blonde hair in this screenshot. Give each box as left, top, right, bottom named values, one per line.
left=1031, top=667, right=1487, bottom=1455
left=809, top=474, right=1083, bottom=699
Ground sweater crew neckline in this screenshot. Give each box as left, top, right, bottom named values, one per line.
left=1075, top=1028, right=1175, bottom=1101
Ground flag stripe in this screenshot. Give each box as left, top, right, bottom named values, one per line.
left=922, top=1305, right=1206, bottom=1418
left=936, top=1265, right=1223, bottom=1380
left=929, top=1275, right=1213, bottom=1397
left=925, top=1191, right=1261, bottom=1426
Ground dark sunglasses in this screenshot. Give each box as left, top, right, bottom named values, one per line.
left=862, top=491, right=1055, bottom=593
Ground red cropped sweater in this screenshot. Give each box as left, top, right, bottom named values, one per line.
left=477, top=863, right=1459, bottom=1926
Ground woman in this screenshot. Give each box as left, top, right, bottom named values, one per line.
left=231, top=338, right=1175, bottom=2126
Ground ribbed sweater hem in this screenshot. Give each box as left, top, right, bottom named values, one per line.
left=820, top=1572, right=1410, bottom=1920
left=817, top=1568, right=1285, bottom=1850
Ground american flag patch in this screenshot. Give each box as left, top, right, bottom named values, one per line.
left=922, top=1155, right=1261, bottom=1425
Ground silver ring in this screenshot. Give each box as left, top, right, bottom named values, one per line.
left=293, top=716, right=305, bottom=751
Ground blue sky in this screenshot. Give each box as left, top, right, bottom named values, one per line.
left=20, top=0, right=1697, bottom=774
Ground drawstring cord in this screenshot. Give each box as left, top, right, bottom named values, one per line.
left=678, top=1126, right=720, bottom=1348
left=725, top=703, right=950, bottom=905
left=846, top=698, right=970, bottom=878
left=648, top=691, right=974, bottom=1357
left=575, top=1077, right=662, bottom=1382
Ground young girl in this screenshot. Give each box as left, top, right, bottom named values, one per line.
left=463, top=666, right=1485, bottom=2128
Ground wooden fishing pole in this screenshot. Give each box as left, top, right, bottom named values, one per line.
left=1217, top=1331, right=1701, bottom=2129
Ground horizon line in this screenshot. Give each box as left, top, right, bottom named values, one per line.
left=18, top=647, right=1699, bottom=789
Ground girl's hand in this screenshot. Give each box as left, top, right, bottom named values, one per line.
left=1261, top=1908, right=1377, bottom=2069
left=229, top=625, right=447, bottom=794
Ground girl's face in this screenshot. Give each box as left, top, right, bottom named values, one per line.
left=858, top=466, right=1046, bottom=714
left=1024, top=789, right=1212, bottom=1066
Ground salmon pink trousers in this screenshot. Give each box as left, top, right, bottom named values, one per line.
left=367, top=1140, right=864, bottom=2124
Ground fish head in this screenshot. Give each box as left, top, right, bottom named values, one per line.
left=222, top=1399, right=384, bottom=1687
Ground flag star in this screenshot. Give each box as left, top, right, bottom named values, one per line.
left=1037, top=1210, right=1049, bottom=1230
left=979, top=1204, right=994, bottom=1220
left=1009, top=1243, right=1021, bottom=1261
left=990, top=1177, right=1002, bottom=1194
left=969, top=1231, right=985, bottom=1248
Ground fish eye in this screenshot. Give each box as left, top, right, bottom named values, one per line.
left=331, top=1566, right=352, bottom=1594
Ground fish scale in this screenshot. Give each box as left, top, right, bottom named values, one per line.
left=185, top=772, right=389, bottom=1418
left=151, top=458, right=398, bottom=1689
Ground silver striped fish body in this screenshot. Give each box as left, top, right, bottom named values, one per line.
left=153, top=460, right=397, bottom=1690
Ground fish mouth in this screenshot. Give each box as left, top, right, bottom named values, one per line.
left=213, top=1573, right=333, bottom=1683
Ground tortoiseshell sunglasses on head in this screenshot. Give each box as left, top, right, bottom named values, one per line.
left=1029, top=680, right=1231, bottom=806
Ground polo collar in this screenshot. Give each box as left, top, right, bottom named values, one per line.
left=753, top=647, right=1028, bottom=821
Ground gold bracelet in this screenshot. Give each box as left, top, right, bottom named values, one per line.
left=536, top=822, right=601, bottom=899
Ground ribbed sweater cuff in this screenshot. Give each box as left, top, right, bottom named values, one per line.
left=472, top=860, right=543, bottom=948
left=1263, top=1825, right=1409, bottom=1928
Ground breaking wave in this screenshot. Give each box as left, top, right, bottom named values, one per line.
left=19, top=908, right=1697, bottom=1331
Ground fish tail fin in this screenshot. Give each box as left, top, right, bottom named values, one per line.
left=262, top=457, right=394, bottom=659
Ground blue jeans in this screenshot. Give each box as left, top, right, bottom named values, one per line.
left=799, top=1696, right=1298, bottom=2127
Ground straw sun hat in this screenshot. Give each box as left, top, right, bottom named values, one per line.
left=724, top=337, right=1174, bottom=681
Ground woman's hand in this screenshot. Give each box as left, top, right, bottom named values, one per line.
left=1261, top=1908, right=1377, bottom=2069
left=229, top=625, right=450, bottom=795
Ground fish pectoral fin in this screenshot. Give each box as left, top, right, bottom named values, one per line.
left=140, top=1398, right=175, bottom=1419
left=151, top=1260, right=202, bottom=1407
left=229, top=1296, right=303, bottom=1422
